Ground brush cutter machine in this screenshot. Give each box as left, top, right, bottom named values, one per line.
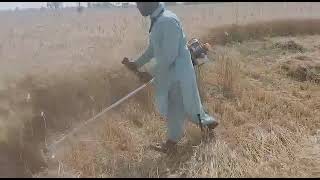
left=187, top=38, right=212, bottom=67
left=187, top=38, right=212, bottom=99
left=187, top=38, right=213, bottom=131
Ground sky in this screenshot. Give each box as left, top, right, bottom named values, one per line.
left=0, top=2, right=135, bottom=10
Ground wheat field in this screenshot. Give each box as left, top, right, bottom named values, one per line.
left=0, top=2, right=319, bottom=178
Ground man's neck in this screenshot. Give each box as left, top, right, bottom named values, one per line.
left=149, top=3, right=160, bottom=17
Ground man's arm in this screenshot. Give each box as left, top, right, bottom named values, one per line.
left=134, top=41, right=154, bottom=69
left=152, top=19, right=181, bottom=74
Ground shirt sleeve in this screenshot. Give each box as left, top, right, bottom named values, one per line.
left=152, top=19, right=181, bottom=74
left=134, top=40, right=154, bottom=69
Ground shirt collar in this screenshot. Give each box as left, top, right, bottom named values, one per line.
left=150, top=2, right=165, bottom=19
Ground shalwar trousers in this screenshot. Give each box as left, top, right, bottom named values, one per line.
left=167, top=82, right=215, bottom=142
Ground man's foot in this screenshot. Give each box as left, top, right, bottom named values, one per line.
left=150, top=140, right=177, bottom=154
left=202, top=121, right=219, bottom=141
left=206, top=121, right=219, bottom=131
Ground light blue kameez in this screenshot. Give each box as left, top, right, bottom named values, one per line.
left=134, top=3, right=216, bottom=142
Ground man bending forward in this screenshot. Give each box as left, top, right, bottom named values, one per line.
left=123, top=2, right=218, bottom=153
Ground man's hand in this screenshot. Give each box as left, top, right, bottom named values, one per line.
left=122, top=57, right=153, bottom=83
left=122, top=57, right=138, bottom=73
left=137, top=71, right=153, bottom=83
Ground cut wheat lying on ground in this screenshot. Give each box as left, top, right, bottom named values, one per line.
left=0, top=2, right=320, bottom=178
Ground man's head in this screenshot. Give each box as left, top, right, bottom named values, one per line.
left=136, top=2, right=160, bottom=17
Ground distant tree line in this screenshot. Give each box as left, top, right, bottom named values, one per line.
left=43, top=2, right=223, bottom=12
left=183, top=2, right=225, bottom=5
left=46, top=2, right=63, bottom=9
left=165, top=2, right=177, bottom=6
left=87, top=2, right=116, bottom=8
left=45, top=2, right=220, bottom=11
left=15, top=2, right=228, bottom=12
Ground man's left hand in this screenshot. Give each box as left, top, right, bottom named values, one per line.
left=137, top=72, right=153, bottom=83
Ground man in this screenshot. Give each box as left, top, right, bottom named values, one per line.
left=122, top=2, right=218, bottom=153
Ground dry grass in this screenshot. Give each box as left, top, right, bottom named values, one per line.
left=204, top=19, right=320, bottom=45
left=0, top=2, right=320, bottom=178
left=212, top=48, right=242, bottom=98
left=181, top=38, right=319, bottom=177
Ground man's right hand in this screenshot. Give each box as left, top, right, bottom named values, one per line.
left=122, top=57, right=138, bottom=73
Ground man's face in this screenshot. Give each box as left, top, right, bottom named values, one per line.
left=136, top=2, right=157, bottom=17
